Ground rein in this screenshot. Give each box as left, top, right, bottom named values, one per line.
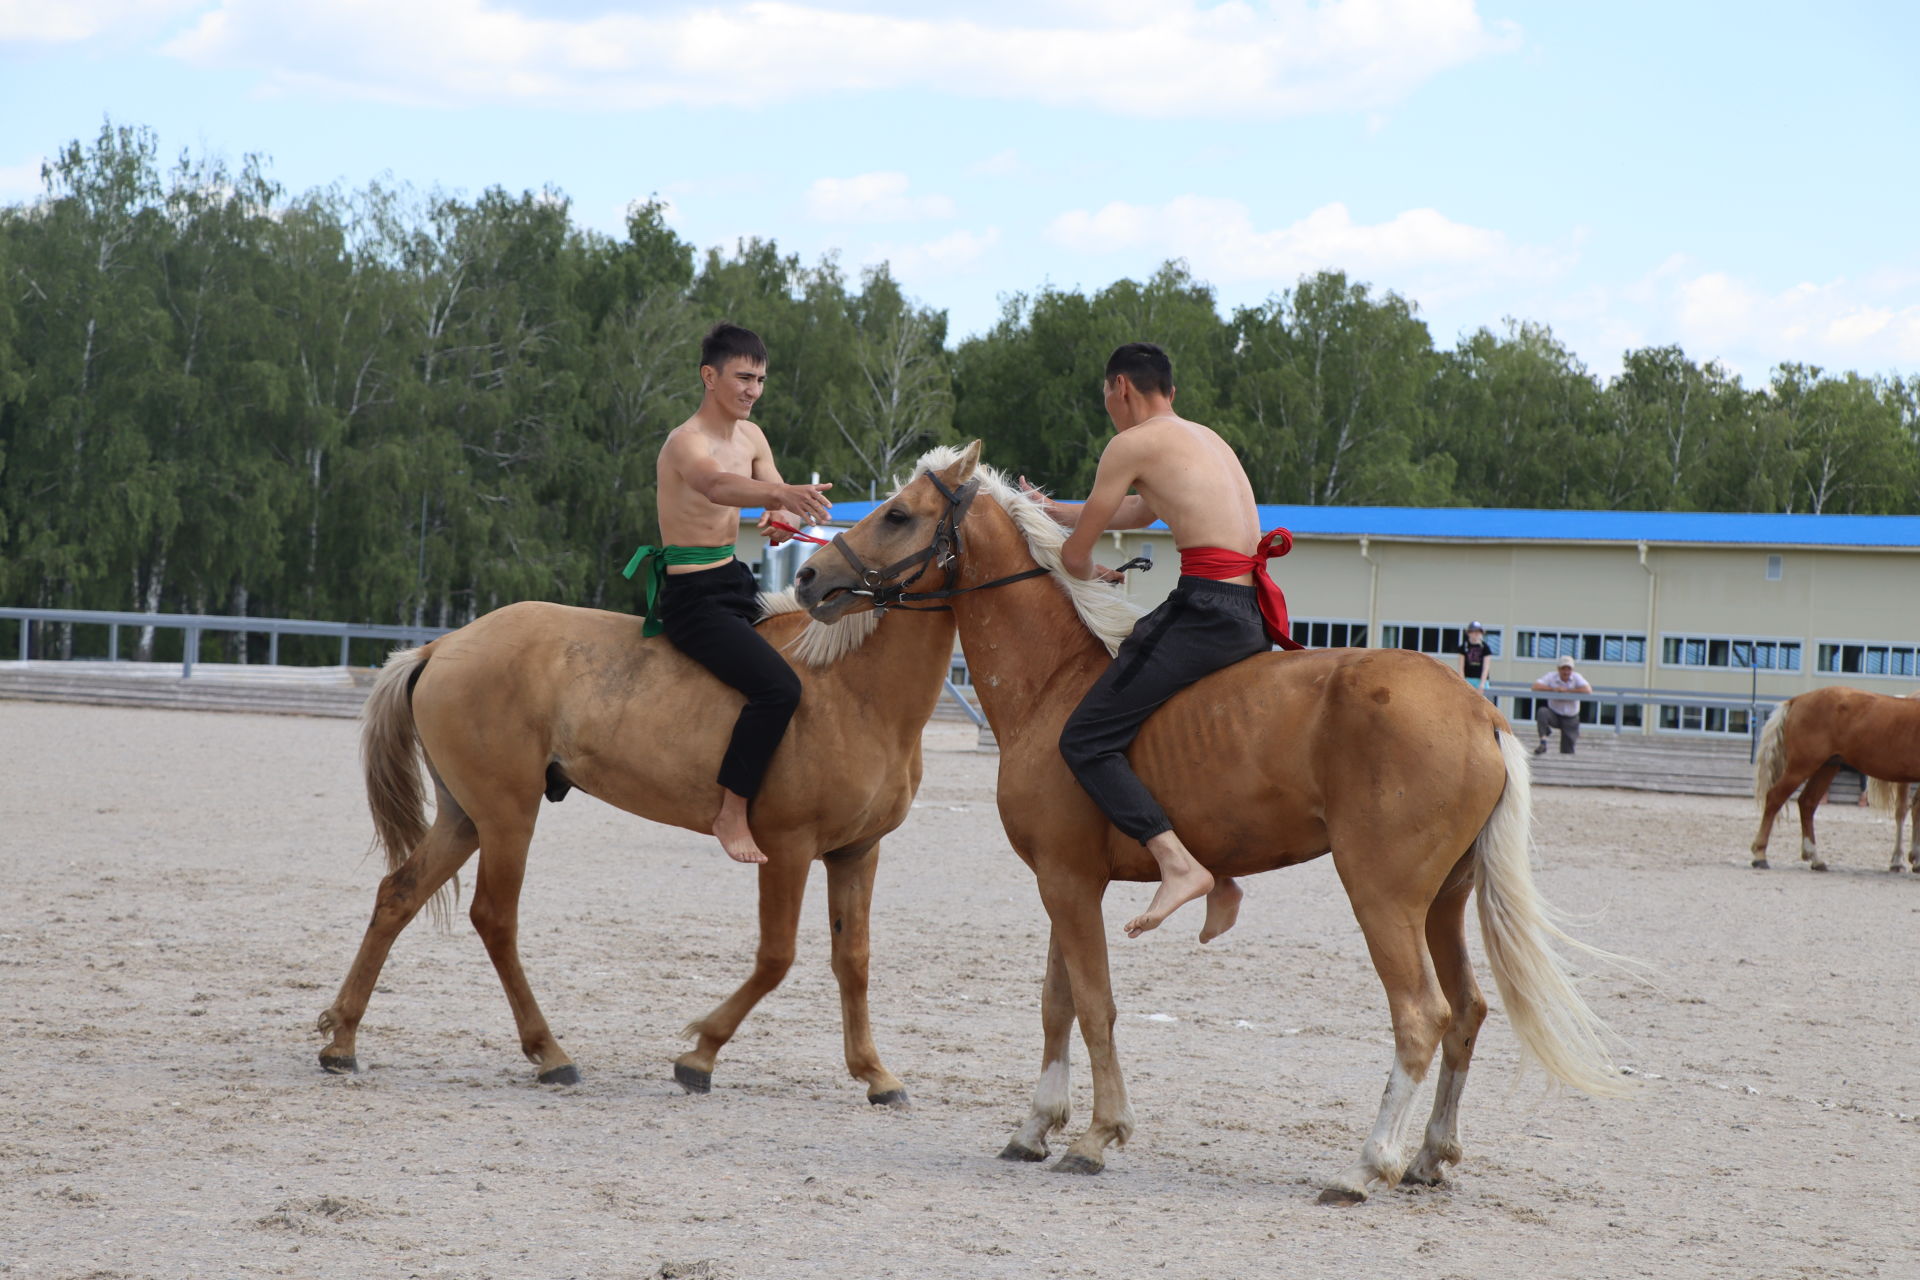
left=826, top=470, right=1064, bottom=613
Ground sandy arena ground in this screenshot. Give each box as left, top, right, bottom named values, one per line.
left=3, top=700, right=1917, bottom=1279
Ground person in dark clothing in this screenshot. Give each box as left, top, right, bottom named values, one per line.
left=1459, top=621, right=1491, bottom=693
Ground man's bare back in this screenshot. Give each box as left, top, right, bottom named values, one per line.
left=1107, top=417, right=1262, bottom=577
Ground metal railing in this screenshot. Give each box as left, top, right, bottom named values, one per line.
left=1483, top=680, right=1779, bottom=760
left=2, top=604, right=993, bottom=725
left=1, top=607, right=446, bottom=678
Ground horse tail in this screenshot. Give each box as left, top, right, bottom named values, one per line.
left=1865, top=775, right=1902, bottom=814
left=1752, top=699, right=1792, bottom=810
left=360, top=644, right=457, bottom=927
left=1472, top=729, right=1629, bottom=1098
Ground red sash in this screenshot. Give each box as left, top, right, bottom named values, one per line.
left=1178, top=528, right=1304, bottom=651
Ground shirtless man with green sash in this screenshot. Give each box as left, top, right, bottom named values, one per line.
left=625, top=323, right=833, bottom=863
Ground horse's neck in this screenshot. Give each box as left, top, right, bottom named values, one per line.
left=813, top=607, right=958, bottom=737
left=948, top=513, right=1113, bottom=748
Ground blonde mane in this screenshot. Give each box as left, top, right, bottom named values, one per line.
left=913, top=444, right=1141, bottom=656
left=758, top=445, right=1140, bottom=665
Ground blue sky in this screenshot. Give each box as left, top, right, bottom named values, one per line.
left=4, top=0, right=1916, bottom=383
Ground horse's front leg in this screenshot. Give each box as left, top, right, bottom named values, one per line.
left=822, top=841, right=908, bottom=1108
left=1894, top=787, right=1914, bottom=872
left=999, top=927, right=1075, bottom=1162
left=674, top=845, right=811, bottom=1093
left=1035, top=870, right=1133, bottom=1175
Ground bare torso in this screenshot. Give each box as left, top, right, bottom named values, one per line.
left=1121, top=417, right=1262, bottom=569
left=656, top=419, right=764, bottom=572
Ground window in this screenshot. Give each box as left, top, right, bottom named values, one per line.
left=1661, top=634, right=1801, bottom=671
left=1765, top=554, right=1783, bottom=581
left=1513, top=696, right=1642, bottom=728
left=1290, top=618, right=1368, bottom=649
left=1817, top=641, right=1920, bottom=678
left=1515, top=629, right=1646, bottom=665
left=1657, top=703, right=1755, bottom=736
left=1379, top=623, right=1500, bottom=657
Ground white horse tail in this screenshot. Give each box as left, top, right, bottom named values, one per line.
left=1752, top=700, right=1792, bottom=810
left=1473, top=730, right=1629, bottom=1098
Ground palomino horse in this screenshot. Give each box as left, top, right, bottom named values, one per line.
left=318, top=589, right=957, bottom=1104
left=1865, top=777, right=1919, bottom=871
left=796, top=442, right=1624, bottom=1203
left=1751, top=686, right=1920, bottom=871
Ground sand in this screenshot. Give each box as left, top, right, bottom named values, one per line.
left=2, top=700, right=1916, bottom=1279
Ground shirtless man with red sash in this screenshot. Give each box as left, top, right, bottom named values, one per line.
left=1033, top=342, right=1301, bottom=941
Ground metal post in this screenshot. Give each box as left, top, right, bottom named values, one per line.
left=339, top=633, right=351, bottom=667
left=108, top=624, right=118, bottom=662
left=19, top=616, right=28, bottom=662
left=1749, top=659, right=1760, bottom=764
left=268, top=629, right=279, bottom=666
left=183, top=627, right=199, bottom=678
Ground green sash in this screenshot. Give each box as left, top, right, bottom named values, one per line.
left=622, top=542, right=736, bottom=637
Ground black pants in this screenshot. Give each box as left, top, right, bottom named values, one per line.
left=1059, top=577, right=1269, bottom=844
left=657, top=559, right=802, bottom=800
left=1536, top=705, right=1580, bottom=753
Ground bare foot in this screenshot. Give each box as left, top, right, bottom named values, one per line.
left=1198, top=877, right=1243, bottom=943
left=1124, top=835, right=1214, bottom=938
left=712, top=793, right=768, bottom=864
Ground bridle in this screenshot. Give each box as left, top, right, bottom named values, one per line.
left=826, top=469, right=1053, bottom=613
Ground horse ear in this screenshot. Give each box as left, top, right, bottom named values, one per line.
left=943, top=439, right=982, bottom=484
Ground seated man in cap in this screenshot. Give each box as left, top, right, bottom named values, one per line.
left=1531, top=654, right=1591, bottom=755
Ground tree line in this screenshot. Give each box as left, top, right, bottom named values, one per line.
left=2, top=124, right=1915, bottom=658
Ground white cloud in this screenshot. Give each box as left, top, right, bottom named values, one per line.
left=0, top=0, right=203, bottom=43
left=0, top=156, right=45, bottom=201
left=968, top=149, right=1021, bottom=179
left=864, top=227, right=1001, bottom=279
left=157, top=0, right=1516, bottom=117
left=805, top=172, right=954, bottom=224
left=1670, top=270, right=1920, bottom=372
left=1046, top=197, right=1571, bottom=297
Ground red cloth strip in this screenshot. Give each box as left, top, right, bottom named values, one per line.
left=1177, top=528, right=1304, bottom=650
left=767, top=520, right=831, bottom=545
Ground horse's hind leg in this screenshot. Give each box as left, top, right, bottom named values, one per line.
left=317, top=802, right=480, bottom=1074
left=999, top=928, right=1075, bottom=1163
left=1906, top=787, right=1918, bottom=870
left=1752, top=768, right=1813, bottom=868
left=675, top=848, right=811, bottom=1094
left=467, top=814, right=578, bottom=1084
left=1320, top=886, right=1451, bottom=1206
left=1797, top=761, right=1843, bottom=870
left=1894, top=786, right=1915, bottom=871
left=821, top=841, right=908, bottom=1108
left=1404, top=867, right=1484, bottom=1188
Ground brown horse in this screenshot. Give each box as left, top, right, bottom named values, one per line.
left=796, top=442, right=1624, bottom=1203
left=318, top=589, right=957, bottom=1104
left=1751, top=686, right=1920, bottom=871
left=1865, top=777, right=1919, bottom=871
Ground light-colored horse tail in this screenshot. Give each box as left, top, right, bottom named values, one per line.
left=1473, top=730, right=1628, bottom=1098
left=1752, top=700, right=1792, bottom=810
left=1865, top=775, right=1904, bottom=814
left=360, top=645, right=456, bottom=927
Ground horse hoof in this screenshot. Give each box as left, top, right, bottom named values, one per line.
left=318, top=1053, right=358, bottom=1075
left=1809, top=862, right=1828, bottom=873
left=1052, top=1154, right=1103, bottom=1176
left=1317, top=1187, right=1368, bottom=1207
left=674, top=1062, right=712, bottom=1094
left=1750, top=859, right=1770, bottom=870
left=998, top=1142, right=1047, bottom=1163
left=868, top=1089, right=910, bottom=1111
left=538, top=1064, right=581, bottom=1086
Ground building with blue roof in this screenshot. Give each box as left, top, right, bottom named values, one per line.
left=739, top=498, right=1920, bottom=738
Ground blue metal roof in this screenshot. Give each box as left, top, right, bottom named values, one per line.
left=748, top=502, right=1920, bottom=548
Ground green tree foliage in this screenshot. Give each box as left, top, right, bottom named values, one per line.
left=2, top=123, right=1915, bottom=635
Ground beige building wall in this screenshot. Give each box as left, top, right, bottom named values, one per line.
left=750, top=512, right=1920, bottom=732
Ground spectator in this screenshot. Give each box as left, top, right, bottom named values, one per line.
left=1531, top=654, right=1591, bottom=756
left=1459, top=622, right=1491, bottom=694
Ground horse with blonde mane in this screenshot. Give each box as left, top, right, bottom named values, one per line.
left=796, top=441, right=1625, bottom=1204
left=1750, top=686, right=1920, bottom=871
left=318, top=583, right=955, bottom=1104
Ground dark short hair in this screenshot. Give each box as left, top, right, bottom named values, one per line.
left=701, top=322, right=767, bottom=372
left=1105, top=342, right=1173, bottom=397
